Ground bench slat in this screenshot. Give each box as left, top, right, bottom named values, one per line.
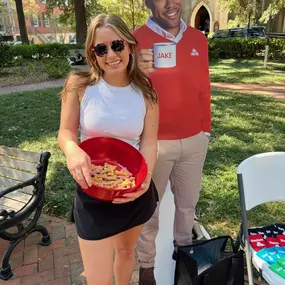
left=0, top=205, right=19, bottom=214
left=0, top=166, right=35, bottom=182
left=0, top=146, right=40, bottom=162
left=0, top=177, right=34, bottom=195
left=0, top=197, right=25, bottom=211
left=0, top=156, right=38, bottom=173
left=5, top=191, right=32, bottom=204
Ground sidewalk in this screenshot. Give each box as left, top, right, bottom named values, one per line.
left=0, top=79, right=65, bottom=95
left=211, top=82, right=285, bottom=99
left=0, top=80, right=284, bottom=99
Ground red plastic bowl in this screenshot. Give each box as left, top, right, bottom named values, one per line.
left=78, top=137, right=148, bottom=201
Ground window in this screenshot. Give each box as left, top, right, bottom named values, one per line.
left=42, top=14, right=50, bottom=27
left=31, top=15, right=40, bottom=27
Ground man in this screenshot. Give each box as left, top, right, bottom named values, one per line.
left=133, top=0, right=211, bottom=284
left=68, top=50, right=85, bottom=66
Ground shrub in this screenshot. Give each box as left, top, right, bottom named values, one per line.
left=0, top=39, right=284, bottom=68
left=43, top=59, right=71, bottom=79
left=208, top=38, right=285, bottom=62
left=0, top=42, right=13, bottom=68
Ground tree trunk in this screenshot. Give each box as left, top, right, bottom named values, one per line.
left=131, top=0, right=135, bottom=30
left=247, top=10, right=252, bottom=29
left=14, top=0, right=29, bottom=44
left=74, top=0, right=87, bottom=45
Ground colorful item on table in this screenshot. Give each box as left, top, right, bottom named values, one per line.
left=256, top=247, right=278, bottom=265
left=275, top=224, right=285, bottom=235
left=248, top=227, right=266, bottom=238
left=277, top=258, right=285, bottom=269
left=266, top=237, right=280, bottom=248
left=264, top=225, right=279, bottom=237
left=277, top=235, right=285, bottom=246
left=249, top=224, right=285, bottom=279
left=249, top=234, right=267, bottom=252
left=275, top=247, right=285, bottom=259
left=269, top=262, right=285, bottom=279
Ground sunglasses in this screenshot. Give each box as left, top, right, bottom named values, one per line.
left=92, top=40, right=125, bottom=57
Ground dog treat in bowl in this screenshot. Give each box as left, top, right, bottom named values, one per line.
left=91, top=163, right=136, bottom=189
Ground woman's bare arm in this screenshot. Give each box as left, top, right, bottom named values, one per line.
left=139, top=101, right=159, bottom=180
left=58, top=75, right=92, bottom=189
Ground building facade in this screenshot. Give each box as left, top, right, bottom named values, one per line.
left=183, top=0, right=285, bottom=34
left=183, top=0, right=228, bottom=33
left=0, top=0, right=75, bottom=44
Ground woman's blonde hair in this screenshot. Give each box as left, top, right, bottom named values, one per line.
left=60, top=14, right=158, bottom=104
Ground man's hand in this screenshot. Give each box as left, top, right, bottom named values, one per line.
left=138, top=49, right=154, bottom=75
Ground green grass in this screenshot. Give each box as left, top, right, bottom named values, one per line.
left=1, top=88, right=285, bottom=238
left=210, top=59, right=285, bottom=85
left=0, top=88, right=73, bottom=218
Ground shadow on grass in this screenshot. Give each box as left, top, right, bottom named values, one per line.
left=211, top=72, right=268, bottom=83
left=0, top=87, right=76, bottom=218
left=210, top=59, right=285, bottom=84
left=198, top=91, right=285, bottom=236
left=0, top=87, right=61, bottom=146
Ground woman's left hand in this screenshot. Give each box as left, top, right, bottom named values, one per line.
left=112, top=177, right=151, bottom=204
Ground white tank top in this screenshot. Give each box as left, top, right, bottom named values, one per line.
left=80, top=79, right=146, bottom=150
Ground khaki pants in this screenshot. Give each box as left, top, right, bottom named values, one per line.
left=137, top=132, right=209, bottom=268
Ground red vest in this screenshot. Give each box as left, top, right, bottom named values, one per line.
left=133, top=25, right=211, bottom=140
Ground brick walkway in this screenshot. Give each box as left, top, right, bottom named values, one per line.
left=0, top=214, right=139, bottom=285
left=0, top=216, right=269, bottom=285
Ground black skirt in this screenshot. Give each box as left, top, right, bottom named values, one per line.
left=73, top=180, right=158, bottom=240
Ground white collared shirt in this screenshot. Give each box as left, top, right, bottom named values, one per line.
left=146, top=17, right=187, bottom=43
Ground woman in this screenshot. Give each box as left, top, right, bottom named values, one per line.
left=58, top=14, right=159, bottom=285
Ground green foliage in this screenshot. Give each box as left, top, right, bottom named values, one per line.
left=219, top=0, right=285, bottom=26
left=0, top=42, right=13, bottom=68
left=46, top=0, right=106, bottom=28
left=0, top=43, right=84, bottom=67
left=219, top=0, right=263, bottom=27
left=43, top=59, right=71, bottom=79
left=9, top=43, right=70, bottom=59
left=260, top=0, right=285, bottom=23
left=209, top=38, right=285, bottom=62
left=96, top=0, right=150, bottom=30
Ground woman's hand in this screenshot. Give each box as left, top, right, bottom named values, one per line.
left=66, top=145, right=93, bottom=189
left=112, top=175, right=151, bottom=204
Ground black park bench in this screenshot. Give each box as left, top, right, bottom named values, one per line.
left=0, top=146, right=52, bottom=280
